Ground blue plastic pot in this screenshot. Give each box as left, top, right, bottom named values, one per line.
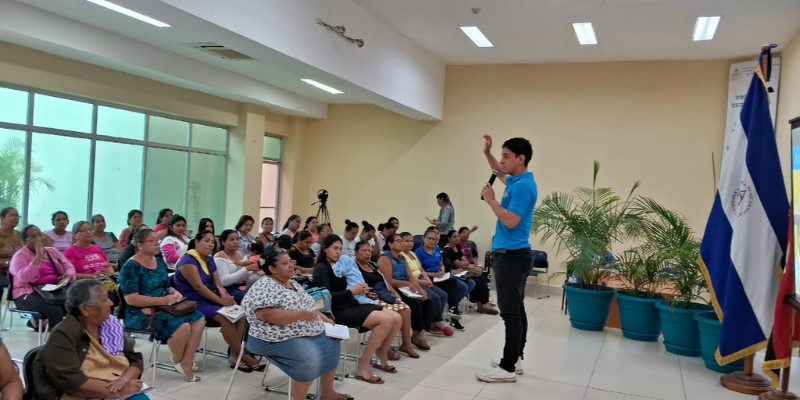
left=615, top=292, right=661, bottom=342
left=563, top=283, right=615, bottom=331
left=694, top=311, right=745, bottom=373
left=655, top=300, right=713, bottom=356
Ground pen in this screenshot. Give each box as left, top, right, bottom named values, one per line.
left=112, top=372, right=130, bottom=382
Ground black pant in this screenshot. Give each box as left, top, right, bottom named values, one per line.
left=433, top=277, right=459, bottom=308
left=469, top=273, right=491, bottom=304
left=14, top=291, right=66, bottom=327
left=493, top=249, right=533, bottom=373
left=398, top=291, right=435, bottom=331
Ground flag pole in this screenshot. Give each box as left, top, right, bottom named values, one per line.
left=759, top=354, right=797, bottom=400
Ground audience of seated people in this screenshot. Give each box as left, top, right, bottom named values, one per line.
left=118, top=209, right=143, bottom=248
left=160, top=215, right=190, bottom=271
left=117, top=228, right=206, bottom=382
left=242, top=249, right=353, bottom=400
left=2, top=207, right=499, bottom=396
left=33, top=279, right=149, bottom=400
left=43, top=211, right=72, bottom=253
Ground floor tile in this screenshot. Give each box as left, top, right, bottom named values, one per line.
left=589, top=350, right=683, bottom=400
left=403, top=385, right=476, bottom=400
left=476, top=376, right=586, bottom=400
left=584, top=388, right=658, bottom=400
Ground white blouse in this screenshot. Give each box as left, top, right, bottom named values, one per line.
left=214, top=252, right=254, bottom=287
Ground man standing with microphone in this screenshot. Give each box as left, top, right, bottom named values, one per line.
left=476, top=135, right=537, bottom=383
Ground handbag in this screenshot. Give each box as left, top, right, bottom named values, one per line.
left=156, top=300, right=197, bottom=317
left=373, top=282, right=398, bottom=304
left=306, top=287, right=331, bottom=313
left=32, top=251, right=70, bottom=305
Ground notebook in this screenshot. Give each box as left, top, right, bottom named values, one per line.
left=216, top=305, right=245, bottom=323
left=433, top=272, right=451, bottom=283
left=104, top=383, right=156, bottom=400
left=398, top=287, right=423, bottom=299
left=324, top=323, right=350, bottom=340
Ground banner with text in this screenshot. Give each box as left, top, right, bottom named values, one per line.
left=723, top=58, right=781, bottom=155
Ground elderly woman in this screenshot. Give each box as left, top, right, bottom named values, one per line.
left=65, top=221, right=114, bottom=280
left=173, top=230, right=264, bottom=372
left=9, top=224, right=76, bottom=330
left=118, top=228, right=206, bottom=382
left=31, top=279, right=148, bottom=400
left=243, top=249, right=352, bottom=400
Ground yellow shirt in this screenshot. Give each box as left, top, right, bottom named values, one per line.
left=401, top=252, right=422, bottom=278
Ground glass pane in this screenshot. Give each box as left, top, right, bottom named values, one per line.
left=28, top=133, right=91, bottom=227
left=0, top=87, right=29, bottom=125
left=0, top=129, right=28, bottom=219
left=93, top=142, right=144, bottom=236
left=187, top=153, right=225, bottom=231
left=191, top=124, right=227, bottom=151
left=260, top=163, right=279, bottom=208
left=149, top=116, right=188, bottom=146
left=143, top=147, right=187, bottom=227
left=263, top=136, right=282, bottom=159
left=97, top=106, right=146, bottom=140
left=33, top=94, right=93, bottom=133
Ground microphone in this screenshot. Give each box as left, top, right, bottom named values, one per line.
left=481, top=169, right=500, bottom=200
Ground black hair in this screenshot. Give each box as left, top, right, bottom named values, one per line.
left=51, top=211, right=68, bottom=224
left=261, top=216, right=274, bottom=225
left=20, top=224, right=38, bottom=241
left=303, top=216, right=318, bottom=231
left=187, top=230, right=214, bottom=251
left=361, top=221, right=375, bottom=233
left=377, top=217, right=399, bottom=233
left=156, top=208, right=173, bottom=225
left=90, top=214, right=104, bottom=225
left=0, top=207, right=16, bottom=218
left=235, top=215, right=254, bottom=231
left=248, top=241, right=264, bottom=254
left=258, top=249, right=288, bottom=275
left=345, top=220, right=359, bottom=233
left=382, top=233, right=401, bottom=251
left=166, top=214, right=186, bottom=237
left=276, top=235, right=293, bottom=250
left=318, top=223, right=331, bottom=234
left=320, top=234, right=343, bottom=260
left=354, top=240, right=372, bottom=253
left=293, top=230, right=313, bottom=244
left=447, top=230, right=459, bottom=239
left=199, top=218, right=215, bottom=235
left=458, top=226, right=470, bottom=234
left=427, top=225, right=437, bottom=231
left=424, top=227, right=438, bottom=238
left=131, top=225, right=150, bottom=245
left=282, top=214, right=301, bottom=231
left=436, top=192, right=451, bottom=206
left=219, top=229, right=237, bottom=243
left=502, top=137, right=533, bottom=167
left=399, top=231, right=413, bottom=238
left=127, top=210, right=142, bottom=226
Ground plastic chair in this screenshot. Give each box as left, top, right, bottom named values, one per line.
left=412, top=235, right=424, bottom=251
left=22, top=345, right=40, bottom=400
left=528, top=250, right=550, bottom=299
left=0, top=273, right=48, bottom=346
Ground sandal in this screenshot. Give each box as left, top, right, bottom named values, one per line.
left=411, top=337, right=430, bottom=351
left=174, top=363, right=201, bottom=382
left=171, top=356, right=200, bottom=372
left=354, top=374, right=384, bottom=384
left=335, top=394, right=354, bottom=400
left=374, top=364, right=397, bottom=373
left=247, top=363, right=267, bottom=372
left=229, top=362, right=253, bottom=373
left=386, top=349, right=401, bottom=361
left=398, top=346, right=420, bottom=359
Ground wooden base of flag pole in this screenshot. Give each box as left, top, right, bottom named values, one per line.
left=759, top=366, right=797, bottom=400
left=721, top=355, right=772, bottom=395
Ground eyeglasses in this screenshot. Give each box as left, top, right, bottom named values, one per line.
left=143, top=238, right=161, bottom=245
left=78, top=229, right=94, bottom=234
left=321, top=230, right=332, bottom=234
left=424, top=237, right=438, bottom=241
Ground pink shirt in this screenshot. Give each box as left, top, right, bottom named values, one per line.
left=9, top=247, right=76, bottom=299
left=64, top=245, right=109, bottom=275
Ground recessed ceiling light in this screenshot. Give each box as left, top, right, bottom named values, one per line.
left=301, top=79, right=343, bottom=94
left=572, top=22, right=597, bottom=45
left=693, top=16, right=721, bottom=41
left=460, top=26, right=494, bottom=48
left=85, top=0, right=170, bottom=28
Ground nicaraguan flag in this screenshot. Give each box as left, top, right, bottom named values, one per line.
left=699, top=45, right=788, bottom=364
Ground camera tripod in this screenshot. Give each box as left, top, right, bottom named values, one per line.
left=315, top=202, right=330, bottom=226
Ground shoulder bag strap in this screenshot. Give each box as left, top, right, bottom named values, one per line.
left=45, top=249, right=64, bottom=278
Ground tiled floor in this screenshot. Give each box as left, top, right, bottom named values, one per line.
left=2, top=285, right=797, bottom=400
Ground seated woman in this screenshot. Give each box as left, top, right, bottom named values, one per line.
left=10, top=224, right=76, bottom=330
left=173, top=230, right=264, bottom=372
left=442, top=230, right=498, bottom=315
left=160, top=215, right=191, bottom=271
left=65, top=221, right=114, bottom=279
left=341, top=220, right=360, bottom=257
left=118, top=209, right=143, bottom=248
left=303, top=216, right=320, bottom=243
left=118, top=224, right=163, bottom=269
left=192, top=218, right=222, bottom=254
left=32, top=280, right=149, bottom=400
left=0, top=207, right=23, bottom=303
left=235, top=215, right=257, bottom=254
left=0, top=334, right=23, bottom=400
left=257, top=217, right=276, bottom=249
left=214, top=229, right=260, bottom=304
left=353, top=241, right=419, bottom=358
left=91, top=214, right=123, bottom=266
left=311, top=235, right=400, bottom=383
left=154, top=208, right=173, bottom=240
left=280, top=214, right=301, bottom=238
left=118, top=228, right=205, bottom=382
left=289, top=230, right=316, bottom=275
left=44, top=211, right=72, bottom=253
left=397, top=233, right=453, bottom=337
left=243, top=250, right=352, bottom=400
left=415, top=228, right=471, bottom=331
left=310, top=223, right=332, bottom=256
left=372, top=220, right=396, bottom=260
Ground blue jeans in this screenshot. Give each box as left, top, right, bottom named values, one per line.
left=422, top=286, right=446, bottom=323
left=457, top=278, right=476, bottom=305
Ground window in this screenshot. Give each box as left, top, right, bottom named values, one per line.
left=0, top=85, right=227, bottom=233
left=260, top=135, right=282, bottom=231
left=263, top=135, right=282, bottom=160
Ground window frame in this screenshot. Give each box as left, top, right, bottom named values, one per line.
left=260, top=134, right=282, bottom=229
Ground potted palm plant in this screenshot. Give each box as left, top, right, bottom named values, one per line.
left=533, top=161, right=645, bottom=331
left=612, top=245, right=667, bottom=341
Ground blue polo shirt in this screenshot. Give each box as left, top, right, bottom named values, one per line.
left=492, top=171, right=537, bottom=251
left=414, top=246, right=443, bottom=273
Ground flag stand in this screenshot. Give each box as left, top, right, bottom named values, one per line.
left=721, top=354, right=772, bottom=395
left=760, top=364, right=797, bottom=400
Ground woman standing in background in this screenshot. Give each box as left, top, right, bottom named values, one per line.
left=430, top=193, right=455, bottom=248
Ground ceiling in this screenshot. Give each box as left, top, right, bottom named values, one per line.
left=354, top=0, right=800, bottom=64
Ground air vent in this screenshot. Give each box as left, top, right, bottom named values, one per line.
left=187, top=43, right=255, bottom=61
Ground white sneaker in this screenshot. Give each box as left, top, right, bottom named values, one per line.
left=476, top=366, right=517, bottom=383
left=490, top=358, right=523, bottom=375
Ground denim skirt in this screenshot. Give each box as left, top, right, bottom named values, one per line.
left=246, top=331, right=340, bottom=382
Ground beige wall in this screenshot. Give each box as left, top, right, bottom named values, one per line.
left=777, top=29, right=800, bottom=185
left=295, top=60, right=732, bottom=260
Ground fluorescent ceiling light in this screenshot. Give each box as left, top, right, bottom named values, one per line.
left=301, top=79, right=343, bottom=94
left=85, top=0, right=170, bottom=28
left=693, top=16, right=721, bottom=41
left=572, top=22, right=597, bottom=45
left=460, top=26, right=494, bottom=48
